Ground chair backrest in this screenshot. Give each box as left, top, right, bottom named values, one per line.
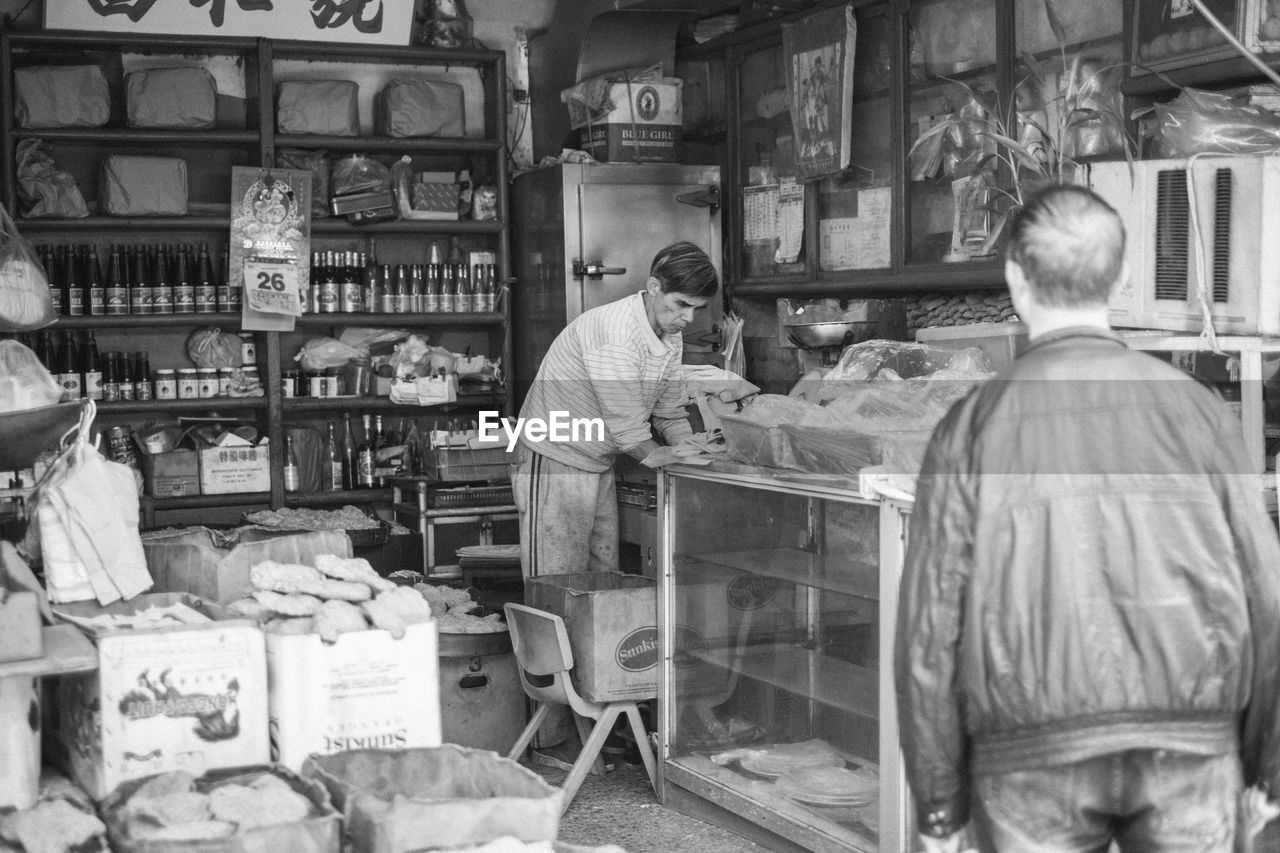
left=504, top=603, right=574, bottom=677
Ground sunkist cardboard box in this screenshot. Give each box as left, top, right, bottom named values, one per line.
left=44, top=593, right=269, bottom=800
left=527, top=567, right=797, bottom=703
left=267, top=620, right=442, bottom=771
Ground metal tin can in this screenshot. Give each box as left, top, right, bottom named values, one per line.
left=197, top=368, right=218, bottom=398
left=177, top=368, right=199, bottom=399
left=282, top=370, right=299, bottom=398
left=324, top=367, right=339, bottom=397
left=218, top=367, right=234, bottom=396
left=239, top=333, right=256, bottom=366
left=155, top=369, right=177, bottom=400
left=309, top=373, right=327, bottom=397
left=107, top=426, right=140, bottom=469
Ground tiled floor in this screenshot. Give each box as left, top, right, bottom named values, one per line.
left=525, top=759, right=771, bottom=853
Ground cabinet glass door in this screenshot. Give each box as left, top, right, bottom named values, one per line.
left=818, top=3, right=894, bottom=274
left=904, top=0, right=998, bottom=266
left=665, top=475, right=882, bottom=850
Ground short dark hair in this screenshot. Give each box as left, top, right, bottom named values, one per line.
left=650, top=241, right=719, bottom=299
left=1005, top=184, right=1125, bottom=308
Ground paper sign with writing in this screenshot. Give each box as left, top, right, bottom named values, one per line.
left=46, top=0, right=415, bottom=47
left=243, top=260, right=301, bottom=317
left=230, top=167, right=310, bottom=332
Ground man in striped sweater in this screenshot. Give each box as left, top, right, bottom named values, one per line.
left=514, top=240, right=718, bottom=581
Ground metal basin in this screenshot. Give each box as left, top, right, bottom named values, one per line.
left=784, top=321, right=878, bottom=349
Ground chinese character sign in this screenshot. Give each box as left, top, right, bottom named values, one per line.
left=48, top=0, right=415, bottom=46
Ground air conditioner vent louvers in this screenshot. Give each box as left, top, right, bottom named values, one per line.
left=1212, top=168, right=1232, bottom=303
left=1154, top=169, right=1190, bottom=302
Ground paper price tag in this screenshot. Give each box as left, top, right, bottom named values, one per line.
left=243, top=259, right=301, bottom=316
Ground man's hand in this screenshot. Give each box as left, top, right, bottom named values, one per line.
left=1241, top=786, right=1280, bottom=851
left=920, top=831, right=970, bottom=853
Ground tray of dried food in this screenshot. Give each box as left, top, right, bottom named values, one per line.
left=776, top=763, right=879, bottom=807
left=243, top=504, right=391, bottom=548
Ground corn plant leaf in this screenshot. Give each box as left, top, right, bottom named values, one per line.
left=1042, top=0, right=1068, bottom=51
left=1021, top=50, right=1048, bottom=88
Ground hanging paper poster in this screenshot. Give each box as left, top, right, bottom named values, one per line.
left=230, top=167, right=310, bottom=332
left=783, top=5, right=856, bottom=180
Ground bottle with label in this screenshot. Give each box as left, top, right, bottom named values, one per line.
left=35, top=330, right=56, bottom=372
left=392, top=265, right=410, bottom=314
left=104, top=244, right=127, bottom=316
left=64, top=244, right=84, bottom=316
left=223, top=248, right=242, bottom=311
left=85, top=245, right=104, bottom=316
left=57, top=330, right=81, bottom=400
left=409, top=264, right=425, bottom=313
left=117, top=349, right=135, bottom=401
left=486, top=263, right=499, bottom=312
left=194, top=243, right=217, bottom=313
left=374, top=415, right=391, bottom=486
left=340, top=250, right=362, bottom=313
left=135, top=352, right=153, bottom=401
left=43, top=246, right=62, bottom=316
left=129, top=245, right=150, bottom=315
left=284, top=435, right=301, bottom=492
left=81, top=331, right=102, bottom=401
left=357, top=413, right=377, bottom=488
left=151, top=246, right=174, bottom=314
left=403, top=419, right=420, bottom=475
left=440, top=263, right=456, bottom=313
left=317, top=250, right=340, bottom=313
left=326, top=422, right=342, bottom=491
left=362, top=253, right=380, bottom=314
left=102, top=351, right=121, bottom=402
left=455, top=262, right=471, bottom=313
left=426, top=262, right=441, bottom=312
left=341, top=412, right=358, bottom=490
left=378, top=264, right=395, bottom=314
left=173, top=245, right=195, bottom=313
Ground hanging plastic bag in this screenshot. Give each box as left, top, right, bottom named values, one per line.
left=1154, top=87, right=1280, bottom=157
left=0, top=204, right=55, bottom=332
left=0, top=340, right=61, bottom=413
left=295, top=336, right=364, bottom=372
left=186, top=327, right=242, bottom=369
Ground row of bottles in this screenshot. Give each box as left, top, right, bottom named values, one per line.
left=37, top=242, right=240, bottom=317
left=306, top=251, right=499, bottom=315
left=283, top=413, right=423, bottom=493
left=24, top=329, right=154, bottom=402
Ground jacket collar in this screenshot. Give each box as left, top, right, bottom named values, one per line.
left=1022, top=325, right=1124, bottom=357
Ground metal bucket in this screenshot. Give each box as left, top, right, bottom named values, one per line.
left=438, top=630, right=526, bottom=754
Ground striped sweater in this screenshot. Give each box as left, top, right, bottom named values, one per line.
left=518, top=292, right=693, bottom=472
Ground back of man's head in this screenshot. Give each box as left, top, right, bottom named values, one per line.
left=651, top=241, right=719, bottom=299
left=1005, top=184, right=1125, bottom=308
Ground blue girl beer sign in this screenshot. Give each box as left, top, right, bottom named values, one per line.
left=47, top=0, right=416, bottom=46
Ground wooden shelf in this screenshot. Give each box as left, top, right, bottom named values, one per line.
left=52, top=313, right=242, bottom=329
left=15, top=128, right=259, bottom=146
left=274, top=135, right=500, bottom=154
left=684, top=549, right=878, bottom=600
left=1123, top=55, right=1280, bottom=97
left=295, top=311, right=503, bottom=327
left=142, top=492, right=270, bottom=510
left=98, top=397, right=266, bottom=415
left=282, top=392, right=503, bottom=413
left=271, top=38, right=502, bottom=66
left=285, top=488, right=392, bottom=507
left=16, top=216, right=230, bottom=231
left=733, top=260, right=1006, bottom=297
left=310, top=218, right=504, bottom=235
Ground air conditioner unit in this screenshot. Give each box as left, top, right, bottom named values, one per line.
left=1086, top=155, right=1280, bottom=336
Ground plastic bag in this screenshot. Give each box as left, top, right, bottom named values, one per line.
left=338, top=326, right=410, bottom=354
left=186, top=328, right=242, bottom=370
left=0, top=204, right=56, bottom=332
left=1154, top=87, right=1280, bottom=158
left=388, top=334, right=433, bottom=380
left=295, top=336, right=363, bottom=372
left=331, top=153, right=391, bottom=197
left=277, top=148, right=330, bottom=218
left=16, top=139, right=87, bottom=218
left=0, top=340, right=61, bottom=413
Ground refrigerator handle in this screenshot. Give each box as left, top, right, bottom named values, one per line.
left=676, top=185, right=720, bottom=215
left=572, top=260, right=627, bottom=281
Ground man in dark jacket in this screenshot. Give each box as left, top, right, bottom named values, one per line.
left=896, top=184, right=1280, bottom=852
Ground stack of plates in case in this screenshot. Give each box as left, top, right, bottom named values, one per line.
left=776, top=764, right=879, bottom=807
left=736, top=739, right=844, bottom=778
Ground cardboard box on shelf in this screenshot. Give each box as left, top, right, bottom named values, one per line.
left=565, top=78, right=683, bottom=164
left=141, top=525, right=351, bottom=605
left=45, top=593, right=269, bottom=800
left=266, top=620, right=442, bottom=771
left=198, top=443, right=270, bottom=495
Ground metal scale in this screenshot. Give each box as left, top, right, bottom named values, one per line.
left=784, top=299, right=907, bottom=372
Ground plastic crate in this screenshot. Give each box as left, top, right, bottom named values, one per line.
left=433, top=446, right=513, bottom=482
left=617, top=483, right=657, bottom=510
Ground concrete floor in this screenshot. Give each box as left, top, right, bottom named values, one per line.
left=525, top=759, right=772, bottom=853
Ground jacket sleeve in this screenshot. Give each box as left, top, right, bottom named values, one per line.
left=895, top=408, right=974, bottom=836
left=1218, top=421, right=1280, bottom=794
left=652, top=359, right=693, bottom=445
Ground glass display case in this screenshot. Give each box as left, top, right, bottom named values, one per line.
left=657, top=464, right=913, bottom=853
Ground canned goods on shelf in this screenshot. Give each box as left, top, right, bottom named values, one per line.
left=155, top=369, right=177, bottom=400
left=198, top=368, right=218, bottom=398
left=177, top=368, right=199, bottom=399
left=282, top=370, right=300, bottom=398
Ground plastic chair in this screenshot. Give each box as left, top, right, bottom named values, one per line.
left=503, top=603, right=657, bottom=813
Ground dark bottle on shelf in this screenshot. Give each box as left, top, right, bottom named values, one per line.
left=117, top=348, right=135, bottom=401
left=81, top=331, right=102, bottom=401
left=341, top=412, right=358, bottom=490
left=86, top=245, right=105, bottom=316
left=403, top=419, right=420, bottom=475
left=104, top=245, right=127, bottom=316
left=195, top=243, right=217, bottom=313
left=102, top=351, right=121, bottom=402
left=64, top=244, right=84, bottom=316
left=357, top=413, right=377, bottom=489
left=129, top=245, right=150, bottom=315
left=36, top=329, right=57, bottom=371
left=340, top=250, right=362, bottom=313
left=151, top=245, right=174, bottom=314
left=173, top=245, right=195, bottom=314
left=134, top=351, right=153, bottom=401
left=326, top=422, right=342, bottom=492
left=44, top=246, right=63, bottom=316
left=316, top=250, right=339, bottom=313
left=221, top=248, right=242, bottom=312
left=56, top=330, right=81, bottom=401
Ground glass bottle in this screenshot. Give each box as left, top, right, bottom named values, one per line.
left=340, top=250, right=362, bottom=313
left=374, top=414, right=388, bottom=486
left=86, top=245, right=105, bottom=316
left=341, top=412, right=358, bottom=490
left=440, top=262, right=456, bottom=314
left=81, top=331, right=102, bottom=401
left=56, top=330, right=81, bottom=400
left=118, top=348, right=135, bottom=401
left=362, top=253, right=380, bottom=314
left=284, top=435, right=301, bottom=492
left=173, top=245, right=194, bottom=313
left=326, top=422, right=342, bottom=491
left=134, top=351, right=153, bottom=401
left=102, top=351, right=120, bottom=402
left=64, top=245, right=84, bottom=316
left=195, top=243, right=217, bottom=313
left=45, top=246, right=63, bottom=316
left=409, top=264, right=425, bottom=313
left=129, top=245, right=150, bottom=315
left=403, top=419, right=420, bottom=476
left=36, top=329, right=57, bottom=371
left=357, top=413, right=377, bottom=489
left=152, top=245, right=174, bottom=314
left=378, top=264, right=395, bottom=314
left=426, top=262, right=442, bottom=312
left=455, top=262, right=471, bottom=313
